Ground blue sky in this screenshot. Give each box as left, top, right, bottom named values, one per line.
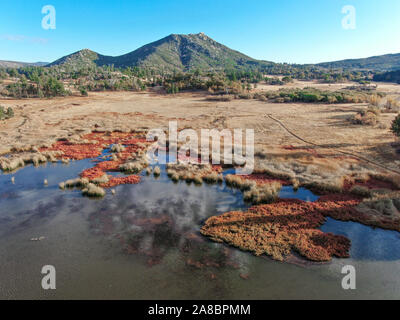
left=1, top=0, right=399, bottom=64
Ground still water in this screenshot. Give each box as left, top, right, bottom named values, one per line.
left=0, top=156, right=400, bottom=299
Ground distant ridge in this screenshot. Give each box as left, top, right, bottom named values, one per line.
left=317, top=53, right=400, bottom=72
left=4, top=33, right=400, bottom=72
left=0, top=60, right=48, bottom=68
left=47, top=33, right=274, bottom=71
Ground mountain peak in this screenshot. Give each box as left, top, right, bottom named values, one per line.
left=48, top=33, right=268, bottom=71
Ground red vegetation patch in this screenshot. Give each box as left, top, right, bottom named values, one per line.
left=356, top=178, right=397, bottom=191
left=101, top=175, right=141, bottom=188
left=95, top=160, right=121, bottom=171
left=201, top=198, right=354, bottom=262
left=211, top=165, right=223, bottom=173
left=80, top=167, right=105, bottom=180
left=317, top=193, right=400, bottom=231
left=41, top=131, right=149, bottom=161
left=41, top=141, right=102, bottom=160
left=41, top=131, right=148, bottom=189
left=202, top=191, right=400, bottom=262
left=240, top=173, right=291, bottom=186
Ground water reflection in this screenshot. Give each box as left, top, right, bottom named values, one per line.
left=321, top=218, right=400, bottom=261
left=88, top=172, right=249, bottom=269
left=1, top=157, right=400, bottom=299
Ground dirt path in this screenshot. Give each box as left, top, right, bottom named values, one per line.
left=266, top=114, right=400, bottom=175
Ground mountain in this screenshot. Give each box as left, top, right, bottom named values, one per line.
left=13, top=33, right=400, bottom=73
left=47, top=33, right=274, bottom=71
left=317, top=53, right=400, bottom=71
left=0, top=60, right=48, bottom=68
left=47, top=49, right=113, bottom=69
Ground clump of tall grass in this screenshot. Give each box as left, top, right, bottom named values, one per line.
left=62, top=177, right=90, bottom=189
left=193, top=175, right=203, bottom=185
left=30, top=154, right=47, bottom=166
left=257, top=167, right=293, bottom=180
left=383, top=97, right=400, bottom=111
left=225, top=174, right=256, bottom=190
left=349, top=107, right=380, bottom=126
left=119, top=152, right=149, bottom=173
left=120, top=162, right=143, bottom=173
left=243, top=181, right=282, bottom=204
left=205, top=94, right=234, bottom=102
left=111, top=144, right=125, bottom=153
left=166, top=162, right=222, bottom=184
left=0, top=157, right=25, bottom=171
left=368, top=94, right=382, bottom=107
left=225, top=174, right=281, bottom=204
left=91, top=174, right=109, bottom=185
left=291, top=178, right=300, bottom=191
left=349, top=185, right=372, bottom=198
left=82, top=183, right=106, bottom=197
left=202, top=172, right=223, bottom=184
left=303, top=176, right=345, bottom=194
left=171, top=173, right=180, bottom=182
left=153, top=166, right=161, bottom=176
left=166, top=169, right=174, bottom=177
left=0, top=151, right=58, bottom=171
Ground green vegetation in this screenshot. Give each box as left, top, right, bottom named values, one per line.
left=0, top=33, right=398, bottom=98
left=349, top=107, right=380, bottom=126
left=1, top=68, right=69, bottom=98
left=374, top=70, right=400, bottom=84
left=251, top=87, right=384, bottom=104
left=0, top=62, right=386, bottom=100
left=391, top=114, right=400, bottom=137
left=317, top=53, right=400, bottom=72
left=0, top=106, right=14, bottom=120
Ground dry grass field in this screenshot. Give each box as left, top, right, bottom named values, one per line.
left=1, top=81, right=400, bottom=173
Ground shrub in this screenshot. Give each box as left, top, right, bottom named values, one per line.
left=369, top=94, right=382, bottom=107
left=80, top=87, right=88, bottom=96
left=238, top=93, right=253, bottom=99
left=153, top=166, right=161, bottom=176
left=349, top=108, right=379, bottom=126
left=82, top=183, right=106, bottom=197
left=205, top=94, right=234, bottom=102
left=391, top=114, right=400, bottom=137
left=385, top=97, right=400, bottom=111
left=0, top=106, right=14, bottom=120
